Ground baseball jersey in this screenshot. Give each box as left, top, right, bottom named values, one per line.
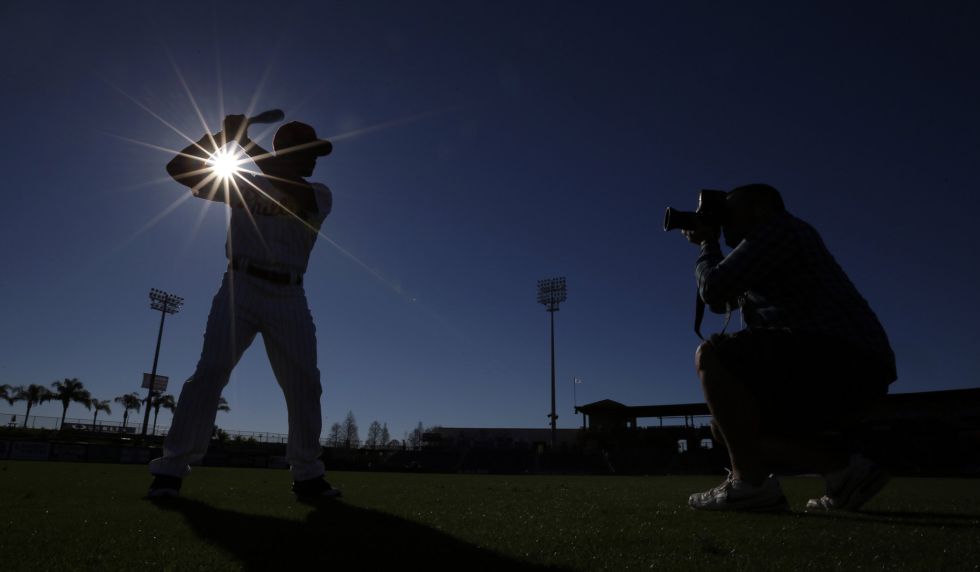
left=225, top=175, right=332, bottom=275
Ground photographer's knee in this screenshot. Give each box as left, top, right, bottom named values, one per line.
left=695, top=341, right=714, bottom=374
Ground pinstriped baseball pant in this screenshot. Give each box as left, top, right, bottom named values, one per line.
left=149, top=270, right=325, bottom=481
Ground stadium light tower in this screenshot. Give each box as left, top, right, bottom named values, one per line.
left=537, top=276, right=567, bottom=449
left=140, top=288, right=184, bottom=437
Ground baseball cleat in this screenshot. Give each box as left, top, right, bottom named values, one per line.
left=292, top=476, right=342, bottom=499
left=147, top=474, right=182, bottom=498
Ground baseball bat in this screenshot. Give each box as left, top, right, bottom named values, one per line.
left=247, top=109, right=285, bottom=125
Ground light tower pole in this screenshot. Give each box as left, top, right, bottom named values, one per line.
left=140, top=288, right=183, bottom=438
left=537, top=276, right=567, bottom=449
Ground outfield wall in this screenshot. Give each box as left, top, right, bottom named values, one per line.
left=0, top=432, right=727, bottom=476
left=0, top=436, right=292, bottom=469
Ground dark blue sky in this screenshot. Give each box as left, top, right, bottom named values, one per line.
left=1, top=1, right=978, bottom=441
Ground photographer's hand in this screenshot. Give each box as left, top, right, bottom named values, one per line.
left=681, top=221, right=720, bottom=246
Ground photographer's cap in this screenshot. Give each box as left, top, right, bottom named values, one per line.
left=273, top=121, right=332, bottom=156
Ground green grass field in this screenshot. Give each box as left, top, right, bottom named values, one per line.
left=1, top=461, right=978, bottom=571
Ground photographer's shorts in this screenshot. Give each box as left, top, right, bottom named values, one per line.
left=707, top=328, right=891, bottom=434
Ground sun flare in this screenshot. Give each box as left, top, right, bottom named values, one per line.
left=206, top=145, right=244, bottom=181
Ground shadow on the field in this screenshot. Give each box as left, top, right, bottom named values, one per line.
left=807, top=509, right=980, bottom=529
left=149, top=497, right=569, bottom=571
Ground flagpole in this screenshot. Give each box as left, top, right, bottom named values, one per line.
left=573, top=377, right=585, bottom=429
left=572, top=377, right=578, bottom=411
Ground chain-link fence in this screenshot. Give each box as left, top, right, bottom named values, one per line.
left=0, top=411, right=294, bottom=444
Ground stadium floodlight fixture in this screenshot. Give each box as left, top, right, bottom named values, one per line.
left=150, top=288, right=184, bottom=314
left=537, top=276, right=567, bottom=449
left=141, top=288, right=183, bottom=437
left=536, top=277, right=567, bottom=309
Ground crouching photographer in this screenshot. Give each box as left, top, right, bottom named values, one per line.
left=665, top=184, right=896, bottom=512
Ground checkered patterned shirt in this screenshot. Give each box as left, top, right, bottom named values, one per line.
left=696, top=212, right=896, bottom=380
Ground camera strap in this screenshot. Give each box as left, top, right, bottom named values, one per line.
left=694, top=290, right=733, bottom=340
left=694, top=291, right=706, bottom=340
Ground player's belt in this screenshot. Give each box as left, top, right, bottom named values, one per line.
left=230, top=259, right=303, bottom=286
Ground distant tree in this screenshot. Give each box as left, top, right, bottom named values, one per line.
left=380, top=423, right=390, bottom=448
left=115, top=393, right=142, bottom=429
left=209, top=398, right=232, bottom=439
left=341, top=410, right=359, bottom=448
left=386, top=439, right=401, bottom=450
left=326, top=422, right=343, bottom=447
left=51, top=378, right=91, bottom=428
left=365, top=421, right=382, bottom=449
left=424, top=425, right=444, bottom=448
left=407, top=421, right=424, bottom=450
left=14, top=384, right=53, bottom=428
left=151, top=394, right=176, bottom=436
left=1, top=384, right=15, bottom=406
left=90, top=399, right=111, bottom=430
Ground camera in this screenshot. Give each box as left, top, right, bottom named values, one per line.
left=663, top=189, right=728, bottom=232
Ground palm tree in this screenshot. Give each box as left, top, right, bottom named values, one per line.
left=90, top=399, right=111, bottom=431
left=211, top=397, right=232, bottom=441
left=115, top=393, right=142, bottom=429
left=13, top=384, right=52, bottom=427
left=1, top=384, right=15, bottom=406
left=51, top=378, right=92, bottom=429
left=151, top=394, right=176, bottom=435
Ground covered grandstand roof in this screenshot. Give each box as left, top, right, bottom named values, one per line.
left=575, top=387, right=980, bottom=423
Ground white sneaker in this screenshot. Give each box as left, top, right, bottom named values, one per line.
left=689, top=470, right=790, bottom=512
left=806, top=454, right=889, bottom=512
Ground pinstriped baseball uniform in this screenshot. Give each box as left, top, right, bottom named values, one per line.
left=149, top=174, right=332, bottom=482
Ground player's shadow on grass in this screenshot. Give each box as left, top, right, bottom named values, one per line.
left=150, top=497, right=568, bottom=571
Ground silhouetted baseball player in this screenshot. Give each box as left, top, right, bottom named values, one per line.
left=148, top=114, right=340, bottom=499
